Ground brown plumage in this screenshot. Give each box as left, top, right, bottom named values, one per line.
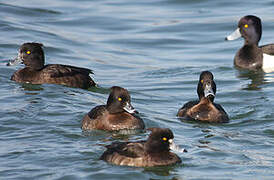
left=81, top=86, right=145, bottom=131
left=100, top=128, right=182, bottom=167
left=9, top=42, right=95, bottom=89
left=177, top=71, right=229, bottom=123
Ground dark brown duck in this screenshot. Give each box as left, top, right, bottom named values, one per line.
left=82, top=86, right=145, bottom=131
left=226, top=15, right=274, bottom=72
left=177, top=71, right=229, bottom=123
left=8, top=42, right=95, bottom=89
left=100, top=128, right=183, bottom=167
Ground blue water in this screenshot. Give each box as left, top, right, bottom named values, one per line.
left=1, top=0, right=274, bottom=179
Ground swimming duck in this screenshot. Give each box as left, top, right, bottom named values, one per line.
left=226, top=15, right=274, bottom=72
left=82, top=86, right=145, bottom=131
left=100, top=127, right=183, bottom=167
left=177, top=71, right=229, bottom=123
left=7, top=42, right=95, bottom=89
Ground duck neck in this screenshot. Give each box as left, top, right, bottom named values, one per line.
left=144, top=141, right=169, bottom=154
left=240, top=44, right=262, bottom=63
left=199, top=95, right=214, bottom=103
left=106, top=105, right=123, bottom=114
left=244, top=37, right=259, bottom=46
left=200, top=97, right=213, bottom=104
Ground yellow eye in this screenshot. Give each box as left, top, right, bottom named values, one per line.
left=201, top=80, right=204, bottom=83
left=26, top=50, right=31, bottom=54
left=118, top=97, right=122, bottom=102
left=244, top=24, right=248, bottom=28
left=162, top=137, right=167, bottom=141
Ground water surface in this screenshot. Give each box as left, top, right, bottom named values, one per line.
left=1, top=0, right=274, bottom=179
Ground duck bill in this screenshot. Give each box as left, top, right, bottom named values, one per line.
left=6, top=56, right=22, bottom=66
left=204, top=84, right=215, bottom=98
left=169, top=139, right=187, bottom=153
left=123, top=102, right=136, bottom=114
left=225, top=28, right=241, bottom=41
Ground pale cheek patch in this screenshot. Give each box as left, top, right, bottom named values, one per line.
left=262, top=53, right=274, bottom=73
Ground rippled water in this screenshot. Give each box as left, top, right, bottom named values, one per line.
left=1, top=0, right=274, bottom=179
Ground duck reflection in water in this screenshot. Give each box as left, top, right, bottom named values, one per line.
left=235, top=69, right=266, bottom=91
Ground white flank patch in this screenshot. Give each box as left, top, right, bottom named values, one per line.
left=262, top=53, right=274, bottom=73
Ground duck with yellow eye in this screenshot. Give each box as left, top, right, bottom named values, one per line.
left=177, top=71, right=229, bottom=123
left=7, top=42, right=95, bottom=89
left=225, top=15, right=274, bottom=72
left=82, top=86, right=145, bottom=131
left=100, top=128, right=186, bottom=167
